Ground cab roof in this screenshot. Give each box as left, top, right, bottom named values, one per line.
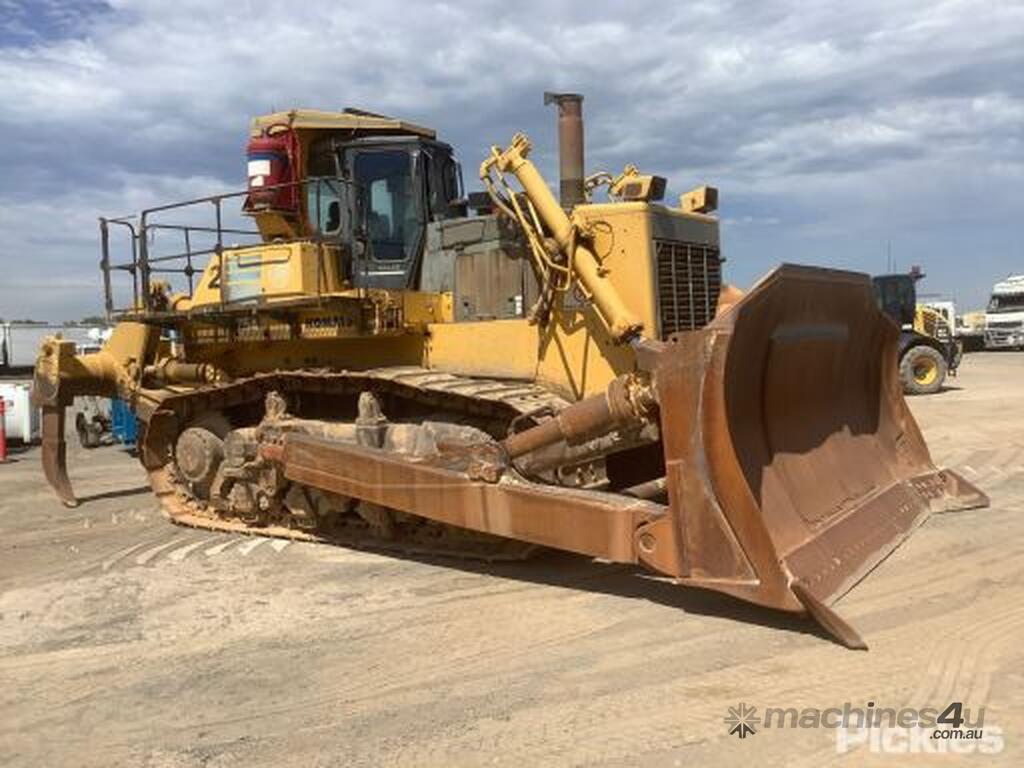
left=250, top=108, right=436, bottom=140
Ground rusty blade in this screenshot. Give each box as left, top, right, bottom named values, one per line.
left=648, top=264, right=988, bottom=617
left=41, top=405, right=78, bottom=508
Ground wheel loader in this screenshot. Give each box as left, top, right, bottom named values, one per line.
left=873, top=270, right=962, bottom=395
left=33, top=93, right=987, bottom=648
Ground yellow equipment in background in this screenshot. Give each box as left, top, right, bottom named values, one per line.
left=872, top=271, right=962, bottom=395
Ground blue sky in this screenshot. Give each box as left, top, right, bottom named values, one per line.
left=1, top=0, right=1022, bottom=320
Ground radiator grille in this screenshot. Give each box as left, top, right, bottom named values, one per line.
left=654, top=239, right=722, bottom=338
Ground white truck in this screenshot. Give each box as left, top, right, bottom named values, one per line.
left=985, top=275, right=1024, bottom=350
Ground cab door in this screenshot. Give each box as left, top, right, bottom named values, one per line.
left=350, top=148, right=425, bottom=289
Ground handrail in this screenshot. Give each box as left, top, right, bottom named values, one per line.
left=100, top=176, right=356, bottom=316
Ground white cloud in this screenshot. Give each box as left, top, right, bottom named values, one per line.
left=1, top=0, right=1022, bottom=318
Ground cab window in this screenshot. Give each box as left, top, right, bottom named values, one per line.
left=354, top=150, right=419, bottom=261
left=306, top=179, right=345, bottom=235
left=305, top=143, right=344, bottom=236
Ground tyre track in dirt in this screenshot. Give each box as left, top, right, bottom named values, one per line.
left=3, top=352, right=1023, bottom=767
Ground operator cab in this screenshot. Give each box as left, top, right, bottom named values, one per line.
left=244, top=108, right=464, bottom=292
left=872, top=273, right=917, bottom=327
left=307, top=136, right=463, bottom=289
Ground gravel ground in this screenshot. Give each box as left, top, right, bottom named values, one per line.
left=1, top=352, right=1022, bottom=767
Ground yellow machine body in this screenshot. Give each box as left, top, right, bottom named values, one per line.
left=151, top=200, right=716, bottom=402
left=32, top=99, right=986, bottom=649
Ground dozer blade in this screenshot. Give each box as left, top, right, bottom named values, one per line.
left=642, top=264, right=987, bottom=646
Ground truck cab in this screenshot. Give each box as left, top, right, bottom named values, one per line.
left=984, top=275, right=1024, bottom=350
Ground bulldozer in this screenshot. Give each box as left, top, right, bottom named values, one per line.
left=33, top=93, right=986, bottom=648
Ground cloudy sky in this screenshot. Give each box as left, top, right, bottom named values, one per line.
left=1, top=0, right=1021, bottom=320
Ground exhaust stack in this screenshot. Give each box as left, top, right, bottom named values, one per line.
left=543, top=92, right=584, bottom=208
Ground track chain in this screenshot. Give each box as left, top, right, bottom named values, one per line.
left=140, top=366, right=574, bottom=560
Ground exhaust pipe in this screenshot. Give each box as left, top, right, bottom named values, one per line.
left=543, top=92, right=585, bottom=208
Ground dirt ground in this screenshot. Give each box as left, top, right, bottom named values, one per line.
left=2, top=352, right=1022, bottom=767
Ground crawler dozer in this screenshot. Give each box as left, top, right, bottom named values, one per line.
left=34, top=93, right=986, bottom=647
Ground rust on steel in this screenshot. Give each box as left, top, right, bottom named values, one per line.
left=40, top=404, right=77, bottom=507
left=263, top=265, right=987, bottom=648
left=543, top=91, right=585, bottom=208
left=278, top=431, right=664, bottom=563
left=31, top=261, right=989, bottom=647
left=501, top=373, right=652, bottom=459
left=645, top=265, right=987, bottom=635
